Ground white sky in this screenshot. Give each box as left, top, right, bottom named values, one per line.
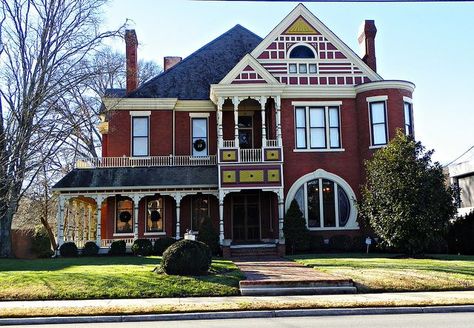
left=102, top=0, right=474, bottom=164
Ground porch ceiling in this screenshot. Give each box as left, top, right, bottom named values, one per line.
left=52, top=166, right=218, bottom=191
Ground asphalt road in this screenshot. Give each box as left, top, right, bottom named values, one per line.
left=6, top=312, right=474, bottom=328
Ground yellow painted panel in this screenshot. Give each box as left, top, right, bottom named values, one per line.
left=222, top=171, right=236, bottom=183
left=222, top=150, right=237, bottom=161
left=240, top=170, right=264, bottom=183
left=267, top=169, right=280, bottom=183
left=265, top=149, right=280, bottom=161
left=285, top=17, right=318, bottom=35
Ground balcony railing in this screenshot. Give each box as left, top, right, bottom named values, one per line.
left=266, top=139, right=279, bottom=147
left=222, top=140, right=236, bottom=148
left=240, top=148, right=262, bottom=163
left=75, top=155, right=217, bottom=169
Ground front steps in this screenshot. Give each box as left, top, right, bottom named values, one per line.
left=229, top=244, right=279, bottom=258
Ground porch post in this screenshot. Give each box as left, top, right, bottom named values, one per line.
left=260, top=96, right=267, bottom=149
left=217, top=97, right=224, bottom=148
left=232, top=96, right=239, bottom=147
left=95, top=195, right=104, bottom=247
left=174, top=193, right=183, bottom=239
left=73, top=200, right=79, bottom=242
left=218, top=192, right=225, bottom=245
left=277, top=190, right=285, bottom=242
left=56, top=195, right=65, bottom=250
left=132, top=194, right=141, bottom=240
left=87, top=205, right=92, bottom=240
left=275, top=96, right=282, bottom=147
left=82, top=203, right=86, bottom=243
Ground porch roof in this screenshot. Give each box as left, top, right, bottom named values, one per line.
left=52, top=166, right=218, bottom=191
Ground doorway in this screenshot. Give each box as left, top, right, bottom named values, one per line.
left=232, top=193, right=260, bottom=242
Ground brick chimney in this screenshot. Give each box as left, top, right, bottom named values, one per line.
left=164, top=56, right=182, bottom=71
left=358, top=20, right=377, bottom=72
left=125, top=29, right=138, bottom=94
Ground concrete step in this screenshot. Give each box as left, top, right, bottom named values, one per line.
left=239, top=279, right=357, bottom=296
left=230, top=245, right=278, bottom=258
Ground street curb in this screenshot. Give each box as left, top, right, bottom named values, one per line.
left=1, top=305, right=474, bottom=326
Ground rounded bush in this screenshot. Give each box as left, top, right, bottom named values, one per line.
left=161, top=239, right=211, bottom=275
left=329, top=235, right=352, bottom=252
left=31, top=226, right=53, bottom=258
left=109, top=240, right=126, bottom=256
left=153, top=237, right=176, bottom=255
left=131, top=239, right=153, bottom=256
left=59, top=242, right=78, bottom=257
left=82, top=241, right=99, bottom=256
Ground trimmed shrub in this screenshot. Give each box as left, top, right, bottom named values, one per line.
left=329, top=235, right=352, bottom=252
left=131, top=239, right=153, bottom=256
left=161, top=239, right=212, bottom=275
left=197, top=216, right=220, bottom=256
left=447, top=211, right=474, bottom=255
left=153, top=237, right=176, bottom=256
left=309, top=235, right=325, bottom=253
left=109, top=240, right=126, bottom=256
left=59, top=242, right=78, bottom=257
left=283, top=200, right=310, bottom=254
left=82, top=241, right=99, bottom=256
left=31, top=225, right=53, bottom=258
left=352, top=236, right=368, bottom=252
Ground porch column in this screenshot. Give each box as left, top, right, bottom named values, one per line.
left=87, top=205, right=92, bottom=240
left=95, top=195, right=104, bottom=246
left=132, top=194, right=141, bottom=240
left=277, top=190, right=285, bottom=242
left=82, top=203, right=86, bottom=242
left=73, top=201, right=79, bottom=242
left=275, top=96, right=282, bottom=147
left=232, top=96, right=239, bottom=147
left=218, top=192, right=225, bottom=245
left=260, top=96, right=267, bottom=149
left=217, top=97, right=224, bottom=148
left=56, top=195, right=65, bottom=249
left=174, top=193, right=183, bottom=239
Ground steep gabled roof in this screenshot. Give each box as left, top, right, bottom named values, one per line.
left=128, top=25, right=262, bottom=100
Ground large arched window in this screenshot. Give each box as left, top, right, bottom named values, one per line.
left=289, top=45, right=316, bottom=59
left=286, top=169, right=358, bottom=230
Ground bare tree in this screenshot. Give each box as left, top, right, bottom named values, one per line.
left=0, top=0, right=125, bottom=258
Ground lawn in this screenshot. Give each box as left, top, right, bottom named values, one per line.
left=289, top=253, right=474, bottom=293
left=0, top=256, right=243, bottom=300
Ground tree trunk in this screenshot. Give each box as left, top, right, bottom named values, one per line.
left=0, top=207, right=14, bottom=258
left=40, top=216, right=57, bottom=250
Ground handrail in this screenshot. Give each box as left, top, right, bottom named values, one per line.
left=76, top=155, right=217, bottom=169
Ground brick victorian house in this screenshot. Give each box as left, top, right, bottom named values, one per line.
left=53, top=4, right=415, bottom=255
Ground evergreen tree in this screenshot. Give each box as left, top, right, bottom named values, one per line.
left=283, top=199, right=310, bottom=254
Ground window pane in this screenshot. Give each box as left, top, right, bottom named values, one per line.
left=294, top=186, right=304, bottom=215
left=296, top=128, right=306, bottom=148
left=289, top=63, right=297, bottom=73
left=322, top=179, right=336, bottom=227
left=147, top=198, right=163, bottom=233
left=310, top=128, right=326, bottom=148
left=307, top=180, right=320, bottom=228
left=309, top=107, right=325, bottom=127
left=309, top=64, right=317, bottom=73
left=373, top=124, right=387, bottom=145
left=329, top=127, right=340, bottom=148
left=238, top=116, right=252, bottom=128
left=133, top=117, right=148, bottom=137
left=370, top=102, right=385, bottom=124
left=133, top=137, right=148, bottom=156
left=192, top=118, right=207, bottom=137
left=404, top=103, right=411, bottom=125
left=338, top=186, right=350, bottom=227
left=299, top=63, right=307, bottom=73
left=329, top=107, right=339, bottom=127
left=295, top=108, right=306, bottom=128
left=116, top=198, right=133, bottom=233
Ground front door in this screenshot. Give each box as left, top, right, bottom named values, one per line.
left=238, top=115, right=253, bottom=149
left=232, top=194, right=260, bottom=242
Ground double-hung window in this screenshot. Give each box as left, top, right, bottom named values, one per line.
left=404, top=101, right=414, bottom=136
left=191, top=118, right=208, bottom=156
left=132, top=117, right=149, bottom=157
left=369, top=101, right=388, bottom=146
left=295, top=104, right=341, bottom=150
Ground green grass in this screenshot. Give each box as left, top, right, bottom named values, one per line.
left=289, top=253, right=474, bottom=293
left=0, top=256, right=244, bottom=300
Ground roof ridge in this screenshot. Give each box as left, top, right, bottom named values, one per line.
left=128, top=24, right=262, bottom=97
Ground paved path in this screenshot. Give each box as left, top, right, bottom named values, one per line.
left=232, top=257, right=347, bottom=282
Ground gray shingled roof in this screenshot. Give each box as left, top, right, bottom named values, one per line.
left=127, top=24, right=262, bottom=100
left=52, top=166, right=218, bottom=190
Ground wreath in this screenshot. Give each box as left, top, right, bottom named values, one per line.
left=150, top=210, right=161, bottom=222
left=119, top=211, right=132, bottom=223
left=193, top=139, right=206, bottom=152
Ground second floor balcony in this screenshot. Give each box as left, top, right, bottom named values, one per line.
left=76, top=155, right=217, bottom=169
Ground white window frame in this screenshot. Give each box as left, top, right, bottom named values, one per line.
left=403, top=97, right=414, bottom=137
left=144, top=196, right=166, bottom=236
left=292, top=101, right=344, bottom=152
left=190, top=116, right=209, bottom=157
left=113, top=196, right=134, bottom=237
left=131, top=116, right=149, bottom=157
left=285, top=169, right=359, bottom=231
left=367, top=96, right=388, bottom=148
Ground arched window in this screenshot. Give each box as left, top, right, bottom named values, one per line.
left=289, top=45, right=315, bottom=59
left=286, top=169, right=358, bottom=230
